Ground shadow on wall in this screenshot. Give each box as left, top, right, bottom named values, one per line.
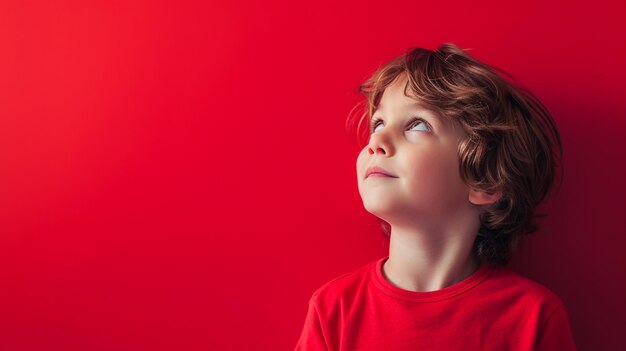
left=508, top=94, right=626, bottom=351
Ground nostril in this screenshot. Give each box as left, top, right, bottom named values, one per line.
left=368, top=147, right=386, bottom=155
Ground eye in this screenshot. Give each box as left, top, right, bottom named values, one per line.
left=408, top=119, right=431, bottom=132
left=370, top=118, right=384, bottom=133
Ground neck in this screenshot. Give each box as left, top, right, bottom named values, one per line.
left=382, top=225, right=479, bottom=292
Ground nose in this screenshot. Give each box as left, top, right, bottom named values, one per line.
left=366, top=132, right=394, bottom=156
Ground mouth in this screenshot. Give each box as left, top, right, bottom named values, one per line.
left=365, top=166, right=398, bottom=179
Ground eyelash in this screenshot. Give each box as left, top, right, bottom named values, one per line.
left=369, top=117, right=431, bottom=133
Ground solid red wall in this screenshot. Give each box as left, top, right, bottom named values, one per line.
left=0, top=0, right=624, bottom=350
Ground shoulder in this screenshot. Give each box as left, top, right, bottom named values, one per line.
left=484, top=267, right=577, bottom=348
left=484, top=265, right=566, bottom=313
left=309, top=259, right=377, bottom=306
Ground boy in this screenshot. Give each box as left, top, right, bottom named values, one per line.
left=295, top=43, right=576, bottom=350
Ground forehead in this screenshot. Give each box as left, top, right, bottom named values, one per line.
left=376, top=75, right=435, bottom=114
left=376, top=76, right=443, bottom=120
left=376, top=74, right=434, bottom=112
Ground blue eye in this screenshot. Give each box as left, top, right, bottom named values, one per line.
left=372, top=122, right=384, bottom=133
left=370, top=118, right=383, bottom=133
left=409, top=120, right=430, bottom=132
left=370, top=117, right=431, bottom=134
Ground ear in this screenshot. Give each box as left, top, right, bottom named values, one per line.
left=469, top=188, right=502, bottom=206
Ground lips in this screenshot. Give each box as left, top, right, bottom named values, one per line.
left=365, top=166, right=398, bottom=178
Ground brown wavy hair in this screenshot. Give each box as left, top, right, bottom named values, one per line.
left=347, top=43, right=564, bottom=266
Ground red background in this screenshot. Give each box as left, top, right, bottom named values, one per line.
left=1, top=1, right=625, bottom=350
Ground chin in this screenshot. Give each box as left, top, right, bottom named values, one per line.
left=361, top=197, right=398, bottom=221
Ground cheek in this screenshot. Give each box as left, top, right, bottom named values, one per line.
left=403, top=152, right=463, bottom=193
left=356, top=148, right=368, bottom=176
left=356, top=148, right=371, bottom=195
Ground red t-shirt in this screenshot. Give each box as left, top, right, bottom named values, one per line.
left=295, top=257, right=576, bottom=350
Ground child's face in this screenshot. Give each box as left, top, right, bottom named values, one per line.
left=356, top=74, right=475, bottom=227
